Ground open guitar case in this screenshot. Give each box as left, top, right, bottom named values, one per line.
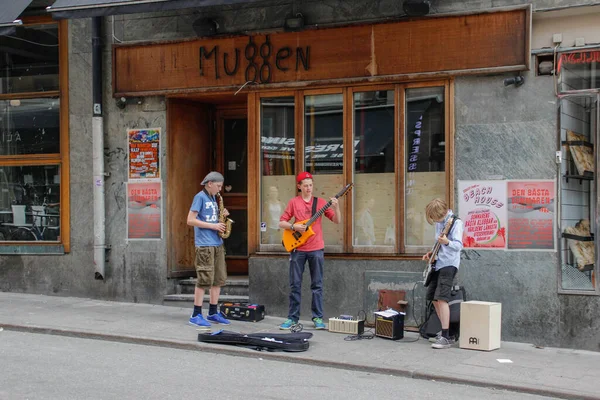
left=198, top=330, right=313, bottom=352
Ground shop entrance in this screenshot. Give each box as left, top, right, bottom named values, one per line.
left=167, top=95, right=248, bottom=277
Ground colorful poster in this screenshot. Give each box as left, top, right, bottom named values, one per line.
left=458, top=181, right=507, bottom=249
left=128, top=128, right=160, bottom=180
left=127, top=181, right=162, bottom=240
left=507, top=180, right=555, bottom=250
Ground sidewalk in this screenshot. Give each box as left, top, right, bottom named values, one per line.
left=1, top=292, right=598, bottom=400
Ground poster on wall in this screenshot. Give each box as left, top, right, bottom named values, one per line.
left=506, top=180, right=556, bottom=250
left=458, top=181, right=507, bottom=249
left=128, top=128, right=160, bottom=180
left=127, top=181, right=162, bottom=240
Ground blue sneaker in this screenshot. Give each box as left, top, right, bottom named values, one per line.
left=189, top=314, right=211, bottom=327
left=279, top=318, right=296, bottom=330
left=313, top=317, right=326, bottom=330
left=207, top=312, right=230, bottom=325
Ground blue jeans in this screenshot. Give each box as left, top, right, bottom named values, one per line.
left=288, top=249, right=324, bottom=322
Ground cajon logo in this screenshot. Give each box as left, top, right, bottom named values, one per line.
left=469, top=337, right=479, bottom=345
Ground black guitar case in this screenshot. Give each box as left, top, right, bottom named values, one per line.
left=198, top=330, right=313, bottom=352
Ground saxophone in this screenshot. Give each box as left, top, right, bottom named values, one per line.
left=217, top=192, right=234, bottom=239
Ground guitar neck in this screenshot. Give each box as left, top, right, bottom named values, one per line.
left=305, top=200, right=332, bottom=228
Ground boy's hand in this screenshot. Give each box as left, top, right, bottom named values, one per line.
left=422, top=251, right=432, bottom=261
left=294, top=224, right=307, bottom=233
left=214, top=222, right=227, bottom=233
left=437, top=234, right=449, bottom=246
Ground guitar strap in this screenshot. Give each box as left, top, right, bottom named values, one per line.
left=311, top=197, right=318, bottom=218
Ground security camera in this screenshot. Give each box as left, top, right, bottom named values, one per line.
left=504, top=75, right=524, bottom=87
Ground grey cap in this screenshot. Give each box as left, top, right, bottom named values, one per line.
left=201, top=171, right=224, bottom=185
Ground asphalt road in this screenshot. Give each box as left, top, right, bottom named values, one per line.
left=0, top=330, right=556, bottom=400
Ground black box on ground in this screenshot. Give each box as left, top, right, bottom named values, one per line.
left=220, top=302, right=265, bottom=322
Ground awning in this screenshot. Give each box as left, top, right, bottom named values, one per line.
left=47, top=0, right=266, bottom=19
left=0, top=0, right=33, bottom=36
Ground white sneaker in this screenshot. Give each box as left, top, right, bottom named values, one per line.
left=431, top=336, right=453, bottom=349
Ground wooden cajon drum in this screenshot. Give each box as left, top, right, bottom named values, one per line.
left=459, top=301, right=501, bottom=351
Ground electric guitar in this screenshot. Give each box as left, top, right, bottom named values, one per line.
left=423, top=214, right=457, bottom=287
left=282, top=183, right=353, bottom=252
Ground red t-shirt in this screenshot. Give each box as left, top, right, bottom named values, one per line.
left=280, top=196, right=336, bottom=252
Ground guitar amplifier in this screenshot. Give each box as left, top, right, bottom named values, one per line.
left=219, top=302, right=265, bottom=322
left=328, top=317, right=365, bottom=335
left=375, top=313, right=404, bottom=340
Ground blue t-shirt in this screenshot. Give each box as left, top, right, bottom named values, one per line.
left=190, top=190, right=223, bottom=247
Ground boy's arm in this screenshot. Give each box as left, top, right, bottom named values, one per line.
left=445, top=219, right=464, bottom=252
left=187, top=210, right=220, bottom=230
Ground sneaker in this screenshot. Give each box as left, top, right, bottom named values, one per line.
left=428, top=331, right=443, bottom=343
left=312, top=317, right=326, bottom=330
left=279, top=318, right=296, bottom=330
left=207, top=312, right=230, bottom=325
left=189, top=314, right=211, bottom=327
left=431, top=336, right=453, bottom=349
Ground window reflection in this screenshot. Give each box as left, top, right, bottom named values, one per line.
left=0, top=98, right=60, bottom=155
left=405, top=87, right=446, bottom=248
left=0, top=24, right=59, bottom=94
left=260, top=97, right=295, bottom=245
left=0, top=165, right=60, bottom=242
left=352, top=90, right=395, bottom=249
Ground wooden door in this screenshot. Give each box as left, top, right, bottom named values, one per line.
left=167, top=99, right=212, bottom=277
left=216, top=108, right=248, bottom=275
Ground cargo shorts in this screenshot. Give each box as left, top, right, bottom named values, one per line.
left=195, top=245, right=227, bottom=288
left=426, top=266, right=457, bottom=302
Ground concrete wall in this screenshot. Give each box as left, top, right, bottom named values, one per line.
left=1, top=0, right=599, bottom=349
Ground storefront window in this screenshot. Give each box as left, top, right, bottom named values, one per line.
left=558, top=94, right=598, bottom=294
left=0, top=98, right=60, bottom=155
left=0, top=21, right=66, bottom=248
left=558, top=51, right=600, bottom=93
left=405, top=87, right=446, bottom=250
left=257, top=84, right=450, bottom=255
left=305, top=93, right=344, bottom=250
left=0, top=24, right=59, bottom=94
left=352, top=90, right=395, bottom=251
left=0, top=165, right=60, bottom=241
left=260, top=97, right=295, bottom=246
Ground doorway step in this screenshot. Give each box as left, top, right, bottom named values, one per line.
left=163, top=276, right=249, bottom=307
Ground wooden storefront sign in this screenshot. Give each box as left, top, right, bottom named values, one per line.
left=113, top=7, right=530, bottom=96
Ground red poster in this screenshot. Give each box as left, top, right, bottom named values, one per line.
left=507, top=180, right=555, bottom=250
left=127, top=182, right=162, bottom=239
left=128, top=128, right=160, bottom=180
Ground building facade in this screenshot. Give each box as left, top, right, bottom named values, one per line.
left=0, top=0, right=599, bottom=351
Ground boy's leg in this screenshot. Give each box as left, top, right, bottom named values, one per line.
left=431, top=267, right=457, bottom=349
left=207, top=245, right=230, bottom=324
left=288, top=250, right=307, bottom=322
left=307, top=250, right=324, bottom=320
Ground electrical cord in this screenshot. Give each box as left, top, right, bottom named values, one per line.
left=344, top=328, right=375, bottom=341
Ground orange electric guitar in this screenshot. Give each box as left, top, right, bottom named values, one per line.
left=282, top=183, right=353, bottom=252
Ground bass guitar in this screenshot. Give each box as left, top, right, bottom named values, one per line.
left=282, top=183, right=353, bottom=252
left=423, top=214, right=457, bottom=287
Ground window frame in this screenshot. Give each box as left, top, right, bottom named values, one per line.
left=253, top=80, right=454, bottom=257
left=0, top=17, right=70, bottom=252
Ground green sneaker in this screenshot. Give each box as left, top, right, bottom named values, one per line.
left=279, top=318, right=296, bottom=330
left=313, top=317, right=326, bottom=330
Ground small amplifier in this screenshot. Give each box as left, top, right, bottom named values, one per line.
left=375, top=313, right=404, bottom=340
left=219, top=302, right=265, bottom=322
left=328, top=317, right=365, bottom=335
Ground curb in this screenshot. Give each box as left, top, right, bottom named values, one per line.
left=2, top=323, right=598, bottom=400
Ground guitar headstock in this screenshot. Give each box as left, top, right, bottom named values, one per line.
left=335, top=183, right=354, bottom=199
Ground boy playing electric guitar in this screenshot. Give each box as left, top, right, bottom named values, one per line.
left=278, top=172, right=341, bottom=330
left=422, top=198, right=464, bottom=349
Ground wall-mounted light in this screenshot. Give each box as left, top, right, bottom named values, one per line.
left=403, top=0, right=431, bottom=17
left=115, top=96, right=144, bottom=109
left=504, top=75, right=525, bottom=87
left=284, top=13, right=304, bottom=32
left=193, top=17, right=220, bottom=37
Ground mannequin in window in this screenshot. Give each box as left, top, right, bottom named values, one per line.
left=356, top=198, right=376, bottom=245
left=264, top=186, right=285, bottom=244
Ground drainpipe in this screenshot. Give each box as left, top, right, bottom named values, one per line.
left=92, top=17, right=106, bottom=280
